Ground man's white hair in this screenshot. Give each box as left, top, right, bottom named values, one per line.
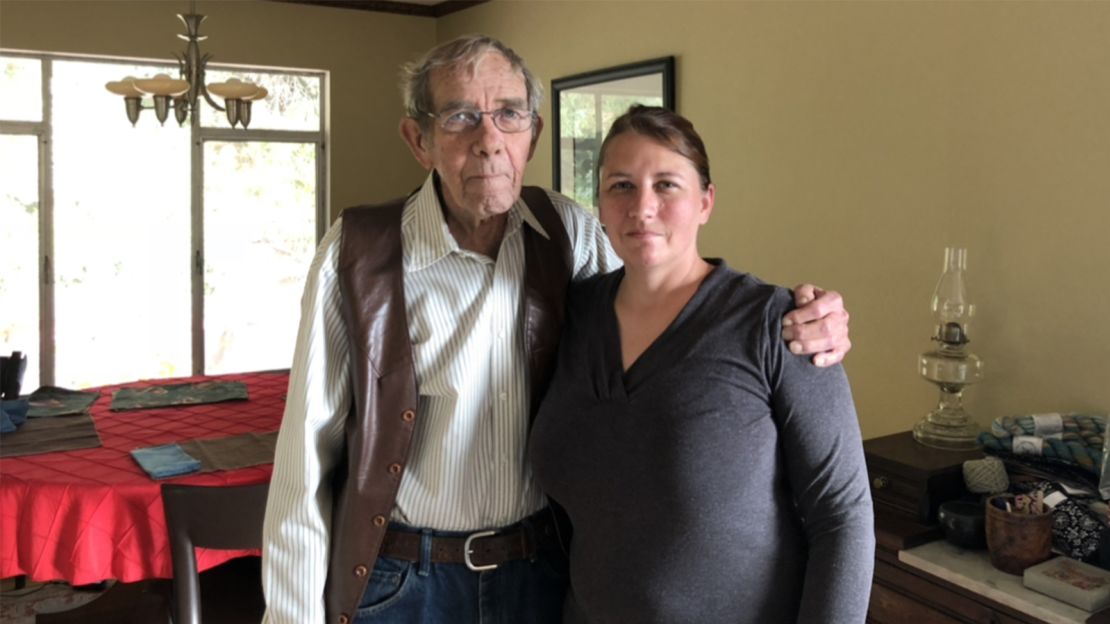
left=400, top=34, right=544, bottom=130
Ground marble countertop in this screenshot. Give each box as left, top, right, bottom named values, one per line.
left=899, top=540, right=1092, bottom=624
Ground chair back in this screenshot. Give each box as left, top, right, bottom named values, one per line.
left=1, top=350, right=27, bottom=399
left=161, top=482, right=269, bottom=624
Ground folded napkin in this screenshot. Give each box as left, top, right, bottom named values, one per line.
left=130, top=443, right=202, bottom=479
left=1, top=400, right=29, bottom=433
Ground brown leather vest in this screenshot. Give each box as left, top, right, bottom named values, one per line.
left=326, top=187, right=571, bottom=624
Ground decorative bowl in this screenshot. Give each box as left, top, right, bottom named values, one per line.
left=938, top=499, right=987, bottom=550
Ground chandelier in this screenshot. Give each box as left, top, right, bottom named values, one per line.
left=104, top=5, right=266, bottom=129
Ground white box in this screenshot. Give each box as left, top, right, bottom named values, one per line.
left=1023, top=557, right=1110, bottom=612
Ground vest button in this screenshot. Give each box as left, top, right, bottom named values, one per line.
left=373, top=515, right=387, bottom=527
left=338, top=615, right=350, bottom=624
left=401, top=409, right=415, bottom=422
left=354, top=564, right=368, bottom=578
left=388, top=463, right=402, bottom=474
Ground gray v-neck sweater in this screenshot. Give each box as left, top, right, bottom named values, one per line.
left=529, top=261, right=874, bottom=623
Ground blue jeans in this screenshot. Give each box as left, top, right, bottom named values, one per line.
left=353, top=522, right=568, bottom=624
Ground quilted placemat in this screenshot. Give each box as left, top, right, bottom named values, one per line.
left=110, top=380, right=248, bottom=411
left=180, top=430, right=279, bottom=472
left=0, top=413, right=102, bottom=458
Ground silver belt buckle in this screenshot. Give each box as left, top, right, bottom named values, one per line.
left=463, top=530, right=498, bottom=572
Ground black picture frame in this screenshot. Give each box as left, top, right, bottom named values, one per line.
left=550, top=56, right=675, bottom=212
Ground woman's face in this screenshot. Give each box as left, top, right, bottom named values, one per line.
left=598, top=132, right=714, bottom=273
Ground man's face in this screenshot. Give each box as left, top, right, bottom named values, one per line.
left=400, top=52, right=542, bottom=227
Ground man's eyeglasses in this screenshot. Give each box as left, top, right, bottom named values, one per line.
left=421, top=107, right=536, bottom=134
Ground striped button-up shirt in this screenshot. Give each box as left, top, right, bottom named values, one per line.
left=262, top=174, right=618, bottom=623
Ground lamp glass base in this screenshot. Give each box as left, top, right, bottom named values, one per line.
left=913, top=413, right=981, bottom=450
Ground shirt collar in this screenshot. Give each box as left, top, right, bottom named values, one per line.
left=402, top=173, right=550, bottom=272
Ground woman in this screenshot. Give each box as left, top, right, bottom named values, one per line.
left=529, top=106, right=874, bottom=623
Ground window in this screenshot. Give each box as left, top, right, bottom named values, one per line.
left=202, top=140, right=318, bottom=375
left=0, top=52, right=326, bottom=389
left=0, top=134, right=41, bottom=391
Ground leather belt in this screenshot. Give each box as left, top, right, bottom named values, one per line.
left=378, top=513, right=559, bottom=572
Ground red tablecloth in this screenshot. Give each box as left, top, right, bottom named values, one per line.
left=0, top=370, right=288, bottom=584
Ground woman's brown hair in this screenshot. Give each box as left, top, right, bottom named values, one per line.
left=598, top=105, right=712, bottom=190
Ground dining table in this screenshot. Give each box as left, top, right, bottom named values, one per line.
left=0, top=369, right=288, bottom=588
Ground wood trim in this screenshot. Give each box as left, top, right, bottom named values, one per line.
left=432, top=1, right=488, bottom=17
left=269, top=0, right=488, bottom=18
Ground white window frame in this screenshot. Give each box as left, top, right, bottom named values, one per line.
left=0, top=50, right=328, bottom=384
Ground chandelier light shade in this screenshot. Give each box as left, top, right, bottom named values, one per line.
left=104, top=7, right=264, bottom=128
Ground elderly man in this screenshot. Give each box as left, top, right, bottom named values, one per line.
left=262, top=35, right=851, bottom=624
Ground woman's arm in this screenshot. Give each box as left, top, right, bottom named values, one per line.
left=768, top=291, right=875, bottom=623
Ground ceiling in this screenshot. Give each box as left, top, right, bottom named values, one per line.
left=271, top=0, right=489, bottom=18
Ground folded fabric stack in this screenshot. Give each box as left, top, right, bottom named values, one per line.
left=978, top=413, right=1106, bottom=473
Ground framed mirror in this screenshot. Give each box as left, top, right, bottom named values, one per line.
left=551, top=56, right=675, bottom=212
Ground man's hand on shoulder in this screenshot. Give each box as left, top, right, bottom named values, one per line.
left=782, top=284, right=851, bottom=368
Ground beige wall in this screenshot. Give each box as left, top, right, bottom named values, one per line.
left=0, top=0, right=434, bottom=213
left=4, top=0, right=1109, bottom=440
left=437, top=0, right=1110, bottom=439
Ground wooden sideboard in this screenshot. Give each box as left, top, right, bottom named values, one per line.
left=865, top=432, right=1110, bottom=624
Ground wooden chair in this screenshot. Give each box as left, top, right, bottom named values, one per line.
left=160, top=483, right=269, bottom=624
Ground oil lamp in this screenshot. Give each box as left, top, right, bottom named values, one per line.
left=914, top=247, right=984, bottom=450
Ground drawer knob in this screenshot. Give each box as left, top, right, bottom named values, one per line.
left=872, top=476, right=889, bottom=490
